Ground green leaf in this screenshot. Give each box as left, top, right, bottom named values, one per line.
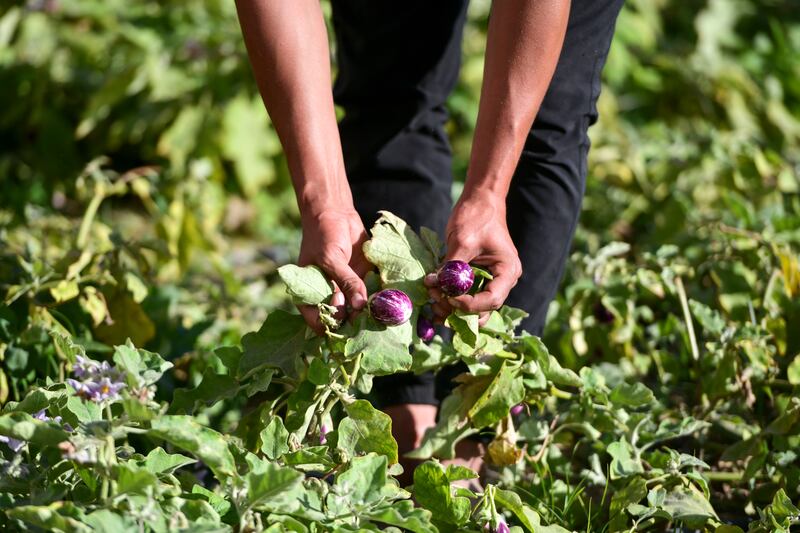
left=609, top=382, right=655, bottom=408
left=148, top=415, right=236, bottom=479
left=5, top=503, right=91, bottom=533
left=607, top=439, right=644, bottom=478
left=362, top=500, right=437, bottom=533
left=340, top=399, right=399, bottom=464
left=412, top=461, right=471, bottom=526
left=420, top=226, right=444, bottom=263
left=446, top=311, right=479, bottom=349
left=260, top=417, right=290, bottom=460
left=112, top=340, right=172, bottom=388
left=345, top=316, right=412, bottom=376
left=494, top=488, right=541, bottom=532
left=239, top=310, right=308, bottom=379
left=0, top=411, right=69, bottom=446
left=334, top=453, right=396, bottom=506
left=517, top=336, right=581, bottom=387
left=411, top=336, right=460, bottom=374
left=787, top=355, right=800, bottom=385
left=278, top=265, right=334, bottom=305
left=689, top=300, right=727, bottom=335
left=143, top=447, right=196, bottom=475
left=661, top=484, right=718, bottom=523
left=363, top=211, right=437, bottom=304
left=282, top=446, right=336, bottom=472
left=63, top=395, right=102, bottom=425
left=115, top=462, right=158, bottom=495
left=220, top=93, right=280, bottom=197
left=170, top=367, right=239, bottom=415
left=83, top=510, right=136, bottom=531
left=246, top=460, right=304, bottom=513
left=609, top=477, right=647, bottom=531
left=307, top=357, right=331, bottom=386
left=468, top=362, right=524, bottom=428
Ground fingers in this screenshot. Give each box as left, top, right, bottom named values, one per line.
left=299, top=305, right=324, bottom=335
left=319, top=254, right=368, bottom=311
left=447, top=263, right=519, bottom=314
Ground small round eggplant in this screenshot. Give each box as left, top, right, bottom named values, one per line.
left=437, top=260, right=475, bottom=296
left=369, top=289, right=413, bottom=326
left=417, top=316, right=435, bottom=342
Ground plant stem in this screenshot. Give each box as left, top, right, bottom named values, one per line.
left=675, top=276, right=699, bottom=361
left=77, top=185, right=105, bottom=249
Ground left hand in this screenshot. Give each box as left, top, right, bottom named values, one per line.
left=426, top=195, right=522, bottom=324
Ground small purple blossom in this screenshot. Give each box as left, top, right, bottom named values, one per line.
left=0, top=435, right=24, bottom=453
left=68, top=356, right=126, bottom=402
left=319, top=424, right=329, bottom=445
left=496, top=516, right=510, bottom=533
left=417, top=316, right=435, bottom=342
left=510, top=404, right=525, bottom=416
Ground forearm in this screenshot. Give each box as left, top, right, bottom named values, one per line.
left=235, top=0, right=351, bottom=216
left=461, top=0, right=570, bottom=204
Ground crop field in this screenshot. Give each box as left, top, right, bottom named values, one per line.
left=0, top=0, right=799, bottom=531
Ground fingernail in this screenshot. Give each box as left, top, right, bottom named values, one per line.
left=424, top=273, right=438, bottom=285
left=331, top=292, right=345, bottom=307
left=447, top=297, right=460, bottom=308
left=351, top=294, right=366, bottom=310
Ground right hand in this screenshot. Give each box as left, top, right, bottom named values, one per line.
left=298, top=208, right=372, bottom=334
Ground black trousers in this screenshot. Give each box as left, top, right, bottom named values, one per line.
left=331, top=0, right=624, bottom=407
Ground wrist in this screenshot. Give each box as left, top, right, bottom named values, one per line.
left=297, top=181, right=354, bottom=220
left=456, top=187, right=506, bottom=216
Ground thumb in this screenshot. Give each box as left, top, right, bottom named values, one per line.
left=322, top=260, right=368, bottom=311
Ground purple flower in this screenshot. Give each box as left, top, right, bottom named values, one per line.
left=417, top=316, right=435, bottom=342
left=0, top=435, right=24, bottom=453
left=510, top=404, right=525, bottom=416
left=496, top=516, right=510, bottom=533
left=68, top=357, right=126, bottom=402
left=319, top=424, right=329, bottom=445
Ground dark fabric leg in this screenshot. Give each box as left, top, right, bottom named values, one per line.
left=331, top=0, right=469, bottom=407
left=505, top=0, right=625, bottom=337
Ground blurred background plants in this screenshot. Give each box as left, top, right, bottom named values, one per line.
left=1, top=0, right=799, bottom=530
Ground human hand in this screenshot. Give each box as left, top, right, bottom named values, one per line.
left=426, top=196, right=521, bottom=324
left=298, top=208, right=372, bottom=334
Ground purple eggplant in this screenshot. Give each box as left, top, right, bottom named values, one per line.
left=369, top=289, right=413, bottom=326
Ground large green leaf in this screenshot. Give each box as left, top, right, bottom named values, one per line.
left=148, top=415, right=236, bottom=479
left=260, top=417, right=290, bottom=460
left=112, top=340, right=173, bottom=388
left=245, top=460, right=304, bottom=513
left=170, top=367, right=239, bottom=415
left=340, top=399, right=399, bottom=464
left=412, top=461, right=471, bottom=527
left=362, top=500, right=437, bottom=533
left=363, top=211, right=437, bottom=304
left=345, top=316, right=412, bottom=376
left=239, top=310, right=308, bottom=379
left=143, top=447, right=197, bottom=475
left=0, top=411, right=69, bottom=446
left=278, top=264, right=334, bottom=306
left=468, top=362, right=524, bottom=428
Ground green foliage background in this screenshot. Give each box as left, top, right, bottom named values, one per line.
left=1, top=0, right=799, bottom=531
